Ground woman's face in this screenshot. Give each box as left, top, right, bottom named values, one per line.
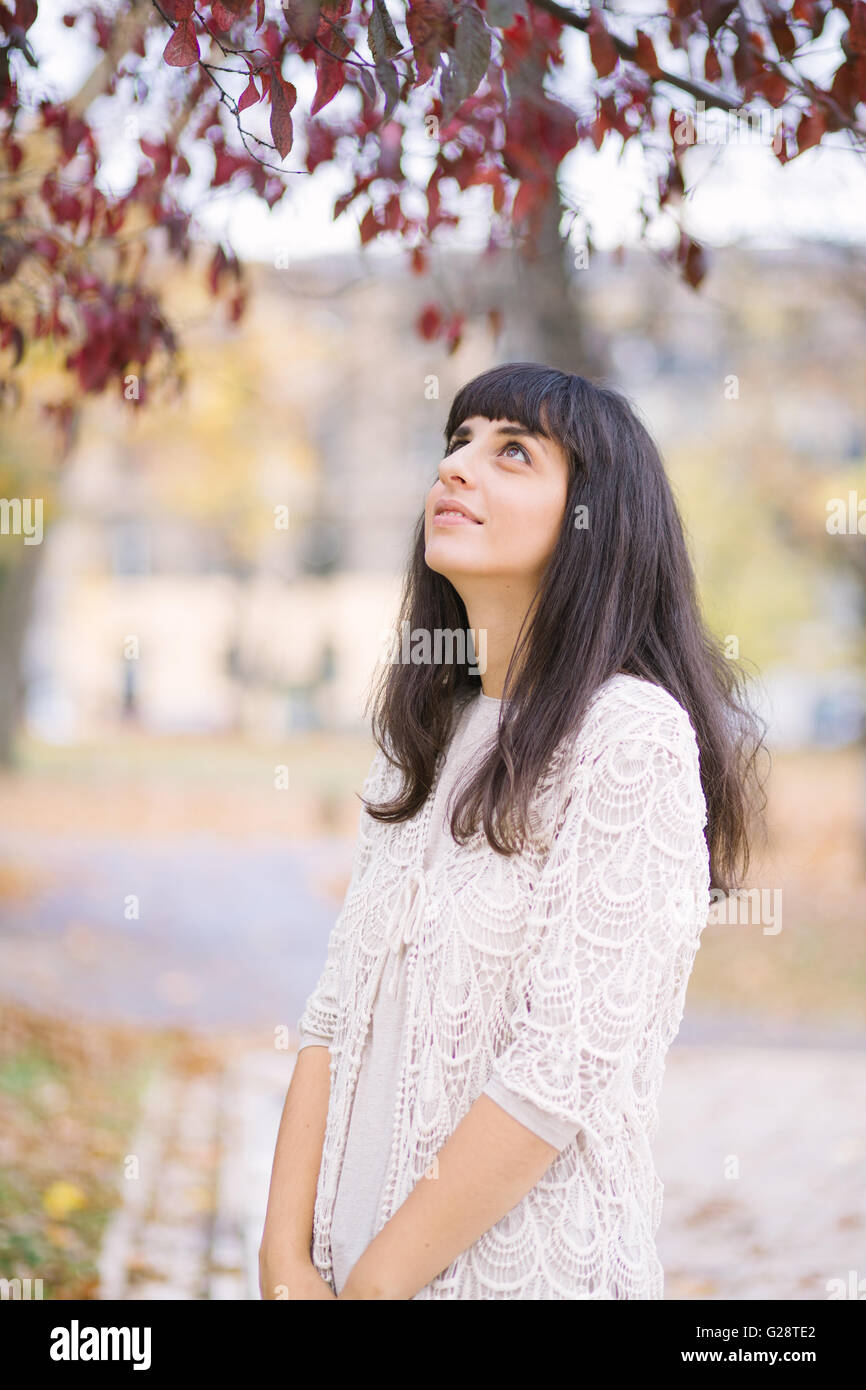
left=424, top=415, right=571, bottom=589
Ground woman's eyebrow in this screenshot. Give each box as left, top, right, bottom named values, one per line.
left=449, top=422, right=548, bottom=441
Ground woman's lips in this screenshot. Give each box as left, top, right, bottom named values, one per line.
left=433, top=511, right=482, bottom=525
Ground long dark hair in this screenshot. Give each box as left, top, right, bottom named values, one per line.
left=363, top=362, right=769, bottom=894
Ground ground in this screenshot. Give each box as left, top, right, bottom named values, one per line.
left=0, top=732, right=864, bottom=1300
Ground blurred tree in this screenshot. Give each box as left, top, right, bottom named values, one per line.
left=0, top=363, right=66, bottom=761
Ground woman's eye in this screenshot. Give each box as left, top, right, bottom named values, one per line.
left=503, top=441, right=530, bottom=463
left=443, top=437, right=530, bottom=462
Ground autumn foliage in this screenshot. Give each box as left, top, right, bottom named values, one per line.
left=0, top=0, right=864, bottom=407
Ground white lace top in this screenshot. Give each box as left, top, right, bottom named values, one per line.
left=298, top=689, right=580, bottom=1292
left=297, top=673, right=711, bottom=1299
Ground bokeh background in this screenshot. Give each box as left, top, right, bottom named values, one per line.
left=1, top=5, right=865, bottom=1305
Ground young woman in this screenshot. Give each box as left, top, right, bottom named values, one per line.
left=259, top=362, right=768, bottom=1301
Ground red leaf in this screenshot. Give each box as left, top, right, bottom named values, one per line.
left=589, top=109, right=610, bottom=150
left=769, top=15, right=797, bottom=59
left=359, top=206, right=380, bottom=244
left=755, top=67, right=788, bottom=105
left=678, top=234, right=707, bottom=289
left=31, top=235, right=60, bottom=265
left=0, top=320, right=25, bottom=367
left=802, top=0, right=830, bottom=39
left=0, top=240, right=27, bottom=285
left=704, top=43, right=722, bottom=83
left=417, top=303, right=443, bottom=340
left=210, top=1, right=236, bottom=30
left=238, top=77, right=259, bottom=110
left=445, top=313, right=464, bottom=353
left=283, top=0, right=323, bottom=44
left=830, top=56, right=861, bottom=113
left=140, top=138, right=172, bottom=177
left=701, top=0, right=738, bottom=38
left=208, top=248, right=224, bottom=295
left=633, top=30, right=661, bottom=79
left=54, top=191, right=83, bottom=225
left=311, top=29, right=350, bottom=114
left=163, top=18, right=200, bottom=66
left=795, top=106, right=826, bottom=152
left=733, top=41, right=759, bottom=82
left=849, top=0, right=866, bottom=54
left=213, top=146, right=247, bottom=184
left=278, top=75, right=297, bottom=111
left=513, top=178, right=544, bottom=226
left=270, top=76, right=296, bottom=157
left=305, top=120, right=337, bottom=171
left=207, top=244, right=240, bottom=293
left=15, top=0, right=38, bottom=31
left=406, top=0, right=455, bottom=85
left=383, top=191, right=403, bottom=231
left=588, top=7, right=618, bottom=79
left=208, top=0, right=254, bottom=14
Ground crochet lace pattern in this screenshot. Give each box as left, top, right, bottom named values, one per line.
left=298, top=674, right=711, bottom=1299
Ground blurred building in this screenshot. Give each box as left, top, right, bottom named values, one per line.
left=22, top=242, right=865, bottom=746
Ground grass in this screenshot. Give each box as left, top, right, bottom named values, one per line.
left=9, top=728, right=376, bottom=789
left=686, top=743, right=866, bottom=1031
left=0, top=730, right=377, bottom=839
left=0, top=1000, right=227, bottom=1299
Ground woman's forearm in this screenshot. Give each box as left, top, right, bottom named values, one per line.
left=338, top=1092, right=560, bottom=1300
left=259, top=1043, right=332, bottom=1266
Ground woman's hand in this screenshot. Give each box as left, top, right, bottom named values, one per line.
left=258, top=1244, right=337, bottom=1300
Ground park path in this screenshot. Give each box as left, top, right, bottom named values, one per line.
left=655, top=1043, right=865, bottom=1300
left=98, top=1042, right=292, bottom=1300
left=97, top=1039, right=866, bottom=1301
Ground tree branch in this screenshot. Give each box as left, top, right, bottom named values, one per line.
left=67, top=0, right=156, bottom=119
left=529, top=0, right=865, bottom=142
left=529, top=0, right=745, bottom=111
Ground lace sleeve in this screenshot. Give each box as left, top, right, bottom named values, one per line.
left=296, top=744, right=389, bottom=1044
left=481, top=703, right=709, bottom=1150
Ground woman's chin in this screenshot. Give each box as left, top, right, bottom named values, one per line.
left=425, top=548, right=488, bottom=580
